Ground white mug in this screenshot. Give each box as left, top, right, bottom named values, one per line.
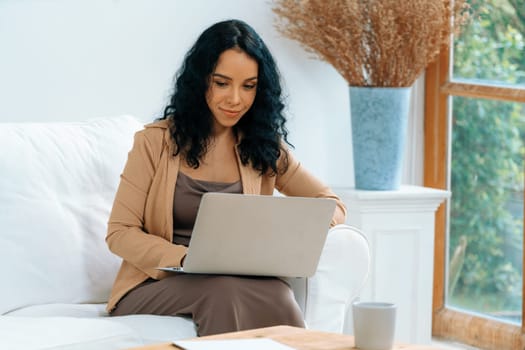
left=352, top=301, right=396, bottom=350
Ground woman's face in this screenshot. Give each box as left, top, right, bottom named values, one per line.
left=206, top=48, right=258, bottom=133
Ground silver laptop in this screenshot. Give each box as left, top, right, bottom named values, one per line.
left=157, top=193, right=336, bottom=278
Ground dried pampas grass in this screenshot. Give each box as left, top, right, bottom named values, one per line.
left=273, top=0, right=470, bottom=87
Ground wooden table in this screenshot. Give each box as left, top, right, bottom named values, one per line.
left=130, top=325, right=448, bottom=350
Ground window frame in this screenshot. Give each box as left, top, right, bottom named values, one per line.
left=425, top=48, right=525, bottom=349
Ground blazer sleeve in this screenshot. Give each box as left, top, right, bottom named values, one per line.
left=106, top=130, right=186, bottom=279
left=275, top=148, right=347, bottom=227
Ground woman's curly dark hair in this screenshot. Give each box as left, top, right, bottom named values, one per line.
left=160, top=19, right=291, bottom=175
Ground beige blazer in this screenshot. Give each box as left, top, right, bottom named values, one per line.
left=105, top=120, right=347, bottom=312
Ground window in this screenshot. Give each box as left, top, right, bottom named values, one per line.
left=425, top=0, right=525, bottom=349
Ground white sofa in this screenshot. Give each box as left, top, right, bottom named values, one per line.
left=0, top=115, right=370, bottom=350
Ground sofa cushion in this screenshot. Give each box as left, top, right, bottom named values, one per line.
left=5, top=303, right=108, bottom=318
left=5, top=303, right=198, bottom=345
left=0, top=116, right=144, bottom=314
left=5, top=305, right=197, bottom=346
left=107, top=314, right=197, bottom=344
left=0, top=316, right=142, bottom=350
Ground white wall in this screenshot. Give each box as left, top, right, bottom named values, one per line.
left=0, top=0, right=423, bottom=187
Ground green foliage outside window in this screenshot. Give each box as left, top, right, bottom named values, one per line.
left=449, top=0, right=525, bottom=321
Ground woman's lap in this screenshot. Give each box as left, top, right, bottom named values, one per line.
left=110, top=274, right=305, bottom=336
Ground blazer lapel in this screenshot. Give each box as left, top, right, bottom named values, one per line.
left=235, top=147, right=261, bottom=195
left=164, top=127, right=180, bottom=240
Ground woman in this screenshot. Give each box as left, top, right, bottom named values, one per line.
left=106, top=19, right=346, bottom=336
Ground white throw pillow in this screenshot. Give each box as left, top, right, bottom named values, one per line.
left=0, top=115, right=144, bottom=314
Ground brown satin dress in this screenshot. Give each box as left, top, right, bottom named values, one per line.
left=110, top=172, right=305, bottom=336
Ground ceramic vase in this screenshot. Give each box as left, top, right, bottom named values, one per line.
left=350, top=86, right=411, bottom=190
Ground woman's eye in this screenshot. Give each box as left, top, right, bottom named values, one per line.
left=243, top=84, right=257, bottom=90
left=214, top=81, right=228, bottom=87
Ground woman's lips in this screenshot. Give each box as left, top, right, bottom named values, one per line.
left=220, top=108, right=242, bottom=117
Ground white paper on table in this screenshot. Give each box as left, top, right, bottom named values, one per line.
left=173, top=338, right=296, bottom=350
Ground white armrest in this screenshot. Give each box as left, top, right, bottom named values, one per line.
left=302, top=224, right=370, bottom=333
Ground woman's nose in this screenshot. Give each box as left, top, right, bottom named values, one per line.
left=227, top=88, right=241, bottom=105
